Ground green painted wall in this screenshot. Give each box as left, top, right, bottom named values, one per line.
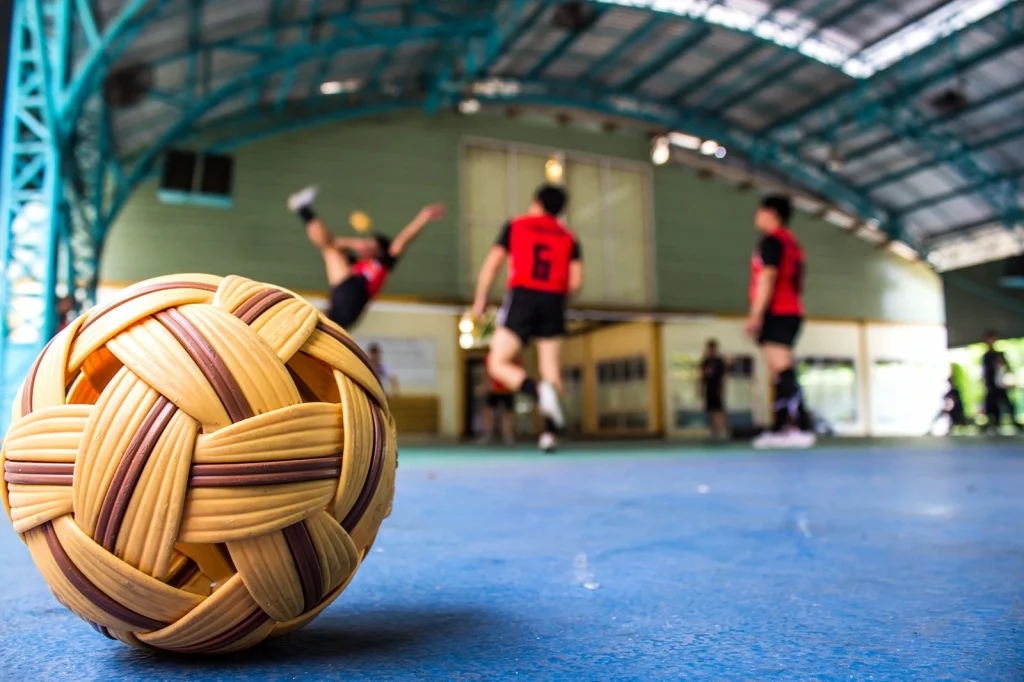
left=654, top=165, right=944, bottom=323
left=104, top=111, right=944, bottom=324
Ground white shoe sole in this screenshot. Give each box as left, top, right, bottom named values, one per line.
left=288, top=186, right=318, bottom=213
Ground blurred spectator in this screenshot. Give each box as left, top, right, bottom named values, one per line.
left=981, top=331, right=1023, bottom=434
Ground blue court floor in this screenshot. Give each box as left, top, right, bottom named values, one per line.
left=1, top=441, right=1022, bottom=681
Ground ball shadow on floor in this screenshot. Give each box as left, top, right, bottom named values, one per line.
left=117, top=606, right=517, bottom=668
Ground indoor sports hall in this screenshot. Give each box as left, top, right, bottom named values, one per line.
left=1, top=0, right=1023, bottom=679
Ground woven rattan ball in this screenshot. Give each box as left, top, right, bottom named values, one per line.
left=1, top=274, right=397, bottom=653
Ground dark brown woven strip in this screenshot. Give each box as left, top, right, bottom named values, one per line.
left=90, top=622, right=115, bottom=640
left=233, top=288, right=294, bottom=325
left=188, top=467, right=342, bottom=488
left=282, top=522, right=323, bottom=612
left=4, top=462, right=75, bottom=476
left=42, top=523, right=167, bottom=631
left=78, top=281, right=218, bottom=334
left=20, top=337, right=55, bottom=416
left=165, top=559, right=199, bottom=589
left=341, top=406, right=386, bottom=532
left=4, top=461, right=74, bottom=486
left=4, top=473, right=74, bottom=485
left=155, top=308, right=253, bottom=423
left=167, top=607, right=270, bottom=654
left=191, top=457, right=343, bottom=478
left=287, top=367, right=320, bottom=403
left=94, top=397, right=177, bottom=552
left=314, top=322, right=379, bottom=384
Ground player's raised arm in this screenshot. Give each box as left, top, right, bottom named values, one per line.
left=389, top=203, right=446, bottom=258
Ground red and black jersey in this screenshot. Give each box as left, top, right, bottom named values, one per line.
left=495, top=215, right=581, bottom=295
left=351, top=234, right=398, bottom=298
left=351, top=259, right=390, bottom=298
left=750, top=228, right=805, bottom=316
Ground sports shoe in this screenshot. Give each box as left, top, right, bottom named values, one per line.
left=538, top=381, right=564, bottom=429
left=287, top=186, right=318, bottom=213
left=539, top=432, right=557, bottom=453
left=752, top=431, right=779, bottom=449
left=753, top=429, right=816, bottom=450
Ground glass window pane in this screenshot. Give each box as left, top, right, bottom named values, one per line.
left=464, top=147, right=507, bottom=223
left=607, top=168, right=645, bottom=238
left=566, top=160, right=604, bottom=304
left=513, top=151, right=548, bottom=215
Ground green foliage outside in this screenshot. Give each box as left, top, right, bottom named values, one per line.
left=948, top=338, right=1024, bottom=421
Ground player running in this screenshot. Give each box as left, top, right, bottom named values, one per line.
left=472, top=184, right=583, bottom=453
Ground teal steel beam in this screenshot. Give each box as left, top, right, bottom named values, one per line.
left=525, top=10, right=603, bottom=81
left=1, top=0, right=66, bottom=433
left=589, top=0, right=869, bottom=79
left=251, top=0, right=289, bottom=108
left=617, top=21, right=710, bottom=93
left=764, top=1, right=1024, bottom=138
left=842, top=80, right=1024, bottom=164
left=187, top=0, right=202, bottom=100
left=669, top=41, right=764, bottom=104
left=896, top=169, right=1024, bottom=218
left=107, top=19, right=490, bottom=224
left=664, top=0, right=803, bottom=103
left=308, top=0, right=359, bottom=98
left=860, top=125, right=1024, bottom=192
left=464, top=0, right=547, bottom=80
left=883, top=106, right=1020, bottom=228
left=275, top=0, right=323, bottom=111
left=61, top=0, right=158, bottom=132
left=701, top=0, right=839, bottom=110
left=579, top=14, right=662, bottom=82
left=754, top=0, right=936, bottom=98
left=206, top=100, right=422, bottom=153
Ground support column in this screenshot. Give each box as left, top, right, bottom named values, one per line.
left=0, top=0, right=69, bottom=434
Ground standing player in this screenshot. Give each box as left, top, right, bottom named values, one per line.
left=288, top=186, right=446, bottom=330
left=981, top=331, right=1023, bottom=434
left=744, top=195, right=815, bottom=449
left=699, top=339, right=729, bottom=441
left=471, top=185, right=582, bottom=453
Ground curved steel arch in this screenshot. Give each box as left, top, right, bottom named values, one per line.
left=147, top=76, right=889, bottom=237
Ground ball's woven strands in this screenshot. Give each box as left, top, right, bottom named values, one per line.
left=1, top=274, right=397, bottom=653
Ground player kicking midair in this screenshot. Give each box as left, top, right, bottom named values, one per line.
left=472, top=184, right=583, bottom=453
left=289, top=186, right=446, bottom=330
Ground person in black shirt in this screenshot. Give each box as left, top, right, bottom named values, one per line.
left=699, top=339, right=728, bottom=440
left=981, top=331, right=1023, bottom=434
left=929, top=373, right=969, bottom=435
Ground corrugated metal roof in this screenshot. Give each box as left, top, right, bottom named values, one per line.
left=83, top=0, right=1023, bottom=264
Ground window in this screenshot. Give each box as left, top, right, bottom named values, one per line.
left=461, top=140, right=653, bottom=307
left=797, top=356, right=859, bottom=427
left=596, top=356, right=649, bottom=431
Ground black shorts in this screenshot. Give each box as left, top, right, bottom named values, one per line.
left=498, top=287, right=567, bottom=344
left=705, top=391, right=724, bottom=413
left=758, top=314, right=803, bottom=348
left=486, top=392, right=515, bottom=411
left=329, top=275, right=371, bottom=329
